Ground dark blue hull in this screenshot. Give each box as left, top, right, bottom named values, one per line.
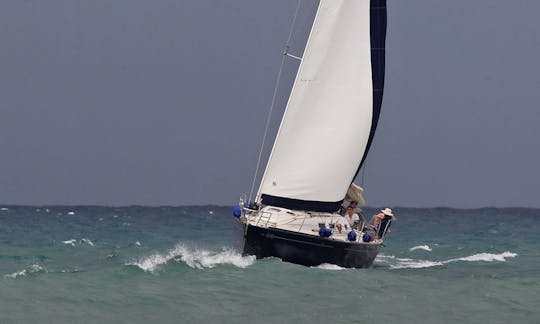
left=241, top=223, right=381, bottom=268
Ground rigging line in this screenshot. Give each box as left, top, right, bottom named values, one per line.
left=248, top=0, right=304, bottom=203
left=361, top=162, right=367, bottom=187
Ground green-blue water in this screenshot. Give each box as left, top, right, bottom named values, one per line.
left=1, top=206, right=538, bottom=323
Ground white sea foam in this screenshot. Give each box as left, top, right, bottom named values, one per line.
left=129, top=244, right=255, bottom=273
left=1, top=207, right=8, bottom=211
left=80, top=238, right=95, bottom=246
left=63, top=238, right=95, bottom=247
left=62, top=239, right=77, bottom=246
left=409, top=245, right=433, bottom=252
left=376, top=251, right=517, bottom=270
left=67, top=211, right=75, bottom=215
left=208, top=210, right=214, bottom=215
left=4, top=264, right=45, bottom=278
left=135, top=241, right=142, bottom=246
left=313, top=263, right=347, bottom=271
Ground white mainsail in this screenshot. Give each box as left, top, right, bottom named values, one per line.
left=257, top=0, right=382, bottom=212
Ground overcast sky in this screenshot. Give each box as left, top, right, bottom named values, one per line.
left=1, top=0, right=539, bottom=208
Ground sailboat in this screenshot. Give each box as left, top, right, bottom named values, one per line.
left=235, top=0, right=390, bottom=268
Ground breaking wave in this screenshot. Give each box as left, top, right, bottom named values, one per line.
left=409, top=245, right=433, bottom=252
left=128, top=244, right=255, bottom=273
left=62, top=238, right=95, bottom=247
left=81, top=238, right=95, bottom=247
left=4, top=264, right=46, bottom=278
left=62, top=239, right=77, bottom=246
left=376, top=251, right=517, bottom=269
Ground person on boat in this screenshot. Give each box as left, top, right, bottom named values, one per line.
left=343, top=206, right=362, bottom=230
left=339, top=200, right=362, bottom=216
left=349, top=201, right=364, bottom=219
left=374, top=208, right=394, bottom=238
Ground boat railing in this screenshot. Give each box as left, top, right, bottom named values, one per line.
left=252, top=210, right=385, bottom=242
left=380, top=220, right=392, bottom=238
left=368, top=215, right=392, bottom=239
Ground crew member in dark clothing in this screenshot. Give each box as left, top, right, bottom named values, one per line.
left=374, top=208, right=394, bottom=238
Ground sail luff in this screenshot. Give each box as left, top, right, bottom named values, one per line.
left=255, top=2, right=325, bottom=204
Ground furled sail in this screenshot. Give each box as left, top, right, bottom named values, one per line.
left=258, top=0, right=387, bottom=212
left=346, top=183, right=366, bottom=206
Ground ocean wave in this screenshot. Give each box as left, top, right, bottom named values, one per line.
left=62, top=238, right=95, bottom=247
left=81, top=238, right=95, bottom=247
left=4, top=264, right=46, bottom=279
left=409, top=245, right=433, bottom=252
left=128, top=244, right=255, bottom=273
left=62, top=239, right=77, bottom=246
left=376, top=251, right=517, bottom=270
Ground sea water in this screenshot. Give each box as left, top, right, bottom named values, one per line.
left=0, top=206, right=538, bottom=323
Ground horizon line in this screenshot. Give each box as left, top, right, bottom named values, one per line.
left=1, top=204, right=539, bottom=211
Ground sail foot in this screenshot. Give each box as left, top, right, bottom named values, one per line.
left=261, top=194, right=342, bottom=213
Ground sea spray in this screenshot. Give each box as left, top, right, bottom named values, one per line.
left=129, top=244, right=255, bottom=272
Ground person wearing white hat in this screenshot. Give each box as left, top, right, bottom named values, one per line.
left=374, top=208, right=395, bottom=238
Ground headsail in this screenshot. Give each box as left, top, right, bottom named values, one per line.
left=258, top=0, right=387, bottom=212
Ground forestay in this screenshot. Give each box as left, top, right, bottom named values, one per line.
left=258, top=0, right=387, bottom=212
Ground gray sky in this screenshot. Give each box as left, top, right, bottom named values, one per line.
left=1, top=0, right=539, bottom=208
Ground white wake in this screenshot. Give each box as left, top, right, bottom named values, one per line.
left=376, top=251, right=517, bottom=269
left=449, top=251, right=517, bottom=263
left=409, top=245, right=433, bottom=252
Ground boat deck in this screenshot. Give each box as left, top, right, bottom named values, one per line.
left=242, top=205, right=382, bottom=245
